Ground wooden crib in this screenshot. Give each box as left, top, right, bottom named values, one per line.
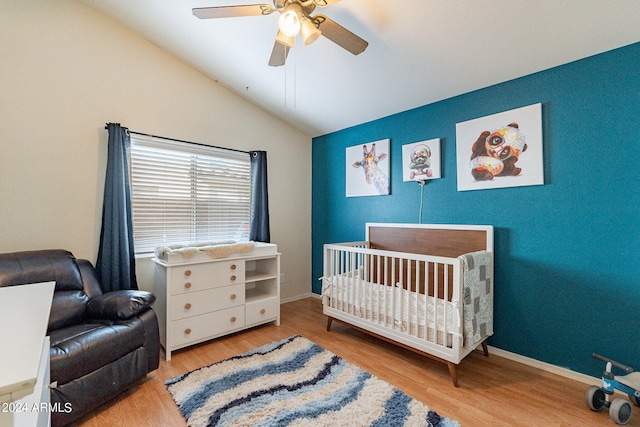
left=322, top=223, right=494, bottom=386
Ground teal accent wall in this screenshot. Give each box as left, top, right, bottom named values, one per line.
left=312, top=42, right=640, bottom=377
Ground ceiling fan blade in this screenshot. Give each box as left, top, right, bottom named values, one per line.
left=268, top=41, right=290, bottom=67
left=313, top=0, right=342, bottom=7
left=192, top=5, right=274, bottom=19
left=313, top=15, right=368, bottom=55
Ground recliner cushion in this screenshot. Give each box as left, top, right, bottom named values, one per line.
left=49, top=290, right=89, bottom=331
left=0, top=250, right=83, bottom=291
left=87, top=290, right=156, bottom=320
left=49, top=317, right=146, bottom=385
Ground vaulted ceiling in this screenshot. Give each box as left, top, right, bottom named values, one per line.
left=80, top=0, right=640, bottom=137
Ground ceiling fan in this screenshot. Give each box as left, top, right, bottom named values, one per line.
left=192, top=0, right=368, bottom=67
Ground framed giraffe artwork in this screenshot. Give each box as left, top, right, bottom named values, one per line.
left=346, top=138, right=390, bottom=197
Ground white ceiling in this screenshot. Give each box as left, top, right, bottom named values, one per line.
left=80, top=0, right=640, bottom=137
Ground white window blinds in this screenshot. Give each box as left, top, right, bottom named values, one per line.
left=129, top=134, right=251, bottom=255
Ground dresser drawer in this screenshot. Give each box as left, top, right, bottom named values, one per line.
left=170, top=284, right=245, bottom=320
left=170, top=306, right=245, bottom=347
left=246, top=296, right=279, bottom=326
left=170, top=260, right=245, bottom=295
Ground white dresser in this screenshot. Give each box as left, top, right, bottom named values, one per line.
left=152, top=243, right=280, bottom=360
left=0, top=281, right=54, bottom=427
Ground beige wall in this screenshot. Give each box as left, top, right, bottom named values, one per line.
left=0, top=1, right=312, bottom=300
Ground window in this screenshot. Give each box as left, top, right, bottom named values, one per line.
left=129, top=134, right=251, bottom=255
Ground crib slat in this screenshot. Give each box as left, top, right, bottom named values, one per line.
left=443, top=262, right=449, bottom=340
left=349, top=250, right=355, bottom=316
left=398, top=257, right=402, bottom=332
left=415, top=260, right=421, bottom=339
left=385, top=257, right=396, bottom=328
left=330, top=248, right=335, bottom=309
left=328, top=248, right=334, bottom=309
left=340, top=249, right=346, bottom=311
left=410, top=261, right=415, bottom=336
left=333, top=248, right=338, bottom=310
left=434, top=261, right=439, bottom=345
left=422, top=261, right=429, bottom=341
left=376, top=254, right=381, bottom=325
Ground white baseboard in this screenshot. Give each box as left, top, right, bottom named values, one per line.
left=486, top=345, right=600, bottom=386
left=280, top=293, right=316, bottom=304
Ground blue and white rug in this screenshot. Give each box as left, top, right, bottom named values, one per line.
left=166, top=335, right=460, bottom=427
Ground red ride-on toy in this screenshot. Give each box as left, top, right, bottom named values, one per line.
left=585, top=353, right=640, bottom=424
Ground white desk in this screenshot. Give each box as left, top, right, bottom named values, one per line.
left=0, top=281, right=55, bottom=427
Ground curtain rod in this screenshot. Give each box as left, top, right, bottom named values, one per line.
left=104, top=124, right=251, bottom=155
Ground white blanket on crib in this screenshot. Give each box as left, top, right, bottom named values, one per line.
left=322, top=274, right=456, bottom=333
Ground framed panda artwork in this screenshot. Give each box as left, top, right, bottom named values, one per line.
left=455, top=103, right=544, bottom=191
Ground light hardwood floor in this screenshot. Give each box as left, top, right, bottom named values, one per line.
left=72, top=297, right=624, bottom=426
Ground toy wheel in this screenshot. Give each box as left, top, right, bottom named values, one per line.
left=630, top=394, right=640, bottom=407
left=585, top=385, right=606, bottom=411
left=609, top=398, right=632, bottom=424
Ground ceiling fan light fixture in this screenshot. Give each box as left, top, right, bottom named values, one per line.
left=192, top=1, right=368, bottom=67
left=275, top=30, right=295, bottom=48
left=278, top=7, right=301, bottom=37
left=300, top=18, right=321, bottom=45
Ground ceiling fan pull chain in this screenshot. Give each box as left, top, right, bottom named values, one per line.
left=283, top=56, right=287, bottom=109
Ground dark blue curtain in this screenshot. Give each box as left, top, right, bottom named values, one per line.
left=249, top=150, right=270, bottom=243
left=96, top=123, right=138, bottom=291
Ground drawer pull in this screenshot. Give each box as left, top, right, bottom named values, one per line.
left=230, top=275, right=237, bottom=281
left=184, top=282, right=192, bottom=289
left=260, top=309, right=266, bottom=315
left=230, top=316, right=237, bottom=323
left=185, top=328, right=192, bottom=335
left=184, top=270, right=192, bottom=277
left=231, top=264, right=237, bottom=270
left=230, top=294, right=237, bottom=300
left=185, top=303, right=192, bottom=310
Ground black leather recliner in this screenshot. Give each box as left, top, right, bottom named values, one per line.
left=0, top=249, right=160, bottom=426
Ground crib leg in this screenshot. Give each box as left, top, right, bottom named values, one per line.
left=481, top=340, right=489, bottom=357
left=447, top=363, right=459, bottom=387
left=326, top=317, right=333, bottom=331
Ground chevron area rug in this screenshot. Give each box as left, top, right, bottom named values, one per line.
left=166, top=335, right=460, bottom=427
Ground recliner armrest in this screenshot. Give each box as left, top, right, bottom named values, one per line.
left=87, top=290, right=156, bottom=320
